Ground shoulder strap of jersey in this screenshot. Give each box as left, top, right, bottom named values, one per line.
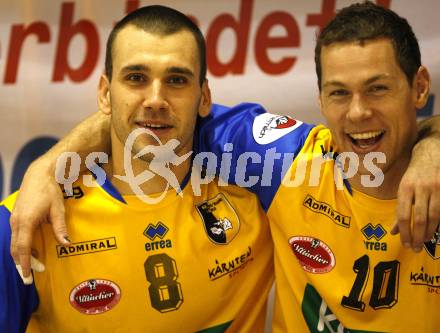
left=0, top=204, right=39, bottom=333
left=194, top=103, right=315, bottom=211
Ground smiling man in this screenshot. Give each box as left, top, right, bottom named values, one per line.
left=99, top=24, right=206, bottom=196
left=195, top=2, right=438, bottom=331
left=0, top=6, right=273, bottom=332
left=320, top=38, right=426, bottom=198
left=4, top=2, right=440, bottom=333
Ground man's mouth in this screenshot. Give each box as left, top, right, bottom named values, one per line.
left=136, top=122, right=172, bottom=130
left=347, top=130, right=385, bottom=149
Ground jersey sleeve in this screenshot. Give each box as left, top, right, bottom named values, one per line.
left=0, top=204, right=38, bottom=333
left=194, top=103, right=315, bottom=211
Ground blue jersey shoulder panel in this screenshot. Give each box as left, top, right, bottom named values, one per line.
left=195, top=103, right=315, bottom=211
left=0, top=205, right=38, bottom=333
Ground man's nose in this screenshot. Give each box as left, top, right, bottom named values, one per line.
left=346, top=94, right=372, bottom=122
left=142, top=80, right=168, bottom=111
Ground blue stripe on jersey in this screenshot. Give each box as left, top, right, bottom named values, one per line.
left=195, top=103, right=315, bottom=212
left=99, top=175, right=127, bottom=204
left=88, top=164, right=127, bottom=204
left=0, top=205, right=39, bottom=333
left=180, top=169, right=191, bottom=192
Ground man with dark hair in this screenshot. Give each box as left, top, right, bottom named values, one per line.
left=315, top=1, right=422, bottom=89
left=7, top=2, right=440, bottom=332
left=194, top=2, right=438, bottom=331
left=0, top=5, right=274, bottom=332
left=104, top=4, right=207, bottom=85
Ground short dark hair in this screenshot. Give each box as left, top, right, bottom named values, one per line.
left=315, top=1, right=421, bottom=90
left=105, top=5, right=207, bottom=86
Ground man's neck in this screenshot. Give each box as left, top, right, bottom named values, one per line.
left=109, top=158, right=191, bottom=196
left=349, top=154, right=411, bottom=200
left=107, top=133, right=191, bottom=197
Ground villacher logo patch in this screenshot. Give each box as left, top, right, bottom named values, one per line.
left=289, top=236, right=335, bottom=274
left=69, top=279, right=121, bottom=314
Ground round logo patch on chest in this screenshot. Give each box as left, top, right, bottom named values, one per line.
left=69, top=279, right=121, bottom=314
left=288, top=236, right=335, bottom=274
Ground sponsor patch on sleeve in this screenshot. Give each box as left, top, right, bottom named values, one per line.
left=252, top=113, right=303, bottom=144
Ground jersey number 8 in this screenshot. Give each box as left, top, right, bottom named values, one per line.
left=144, top=253, right=184, bottom=312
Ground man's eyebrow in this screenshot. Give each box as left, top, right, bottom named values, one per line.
left=119, top=65, right=194, bottom=78
left=364, top=74, right=391, bottom=85
left=322, top=80, right=346, bottom=89
left=166, top=66, right=194, bottom=77
left=120, top=64, right=149, bottom=73
left=322, top=74, right=392, bottom=89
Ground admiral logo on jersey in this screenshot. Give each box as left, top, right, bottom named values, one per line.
left=57, top=237, right=117, bottom=257
left=303, top=194, right=351, bottom=228
left=252, top=113, right=303, bottom=144
left=424, top=225, right=440, bottom=259
left=196, top=193, right=240, bottom=245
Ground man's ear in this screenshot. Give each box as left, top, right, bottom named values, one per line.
left=414, top=66, right=431, bottom=110
left=198, top=79, right=212, bottom=118
left=98, top=75, right=112, bottom=115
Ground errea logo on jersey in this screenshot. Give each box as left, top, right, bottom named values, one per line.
left=361, top=223, right=387, bottom=251
left=144, top=221, right=169, bottom=240
left=252, top=113, right=302, bottom=144
left=143, top=222, right=173, bottom=252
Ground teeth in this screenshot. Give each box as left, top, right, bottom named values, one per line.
left=349, top=131, right=383, bottom=140
left=147, top=124, right=167, bottom=128
left=139, top=123, right=168, bottom=128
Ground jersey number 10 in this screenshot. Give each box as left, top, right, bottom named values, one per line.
left=341, top=255, right=400, bottom=311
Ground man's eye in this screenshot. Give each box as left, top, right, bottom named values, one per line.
left=126, top=74, right=146, bottom=82
left=168, top=76, right=187, bottom=85
left=369, top=85, right=388, bottom=93
left=329, top=89, right=349, bottom=97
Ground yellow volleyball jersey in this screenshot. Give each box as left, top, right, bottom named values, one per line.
left=196, top=103, right=440, bottom=333
left=0, top=173, right=273, bottom=333
left=269, top=126, right=439, bottom=333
